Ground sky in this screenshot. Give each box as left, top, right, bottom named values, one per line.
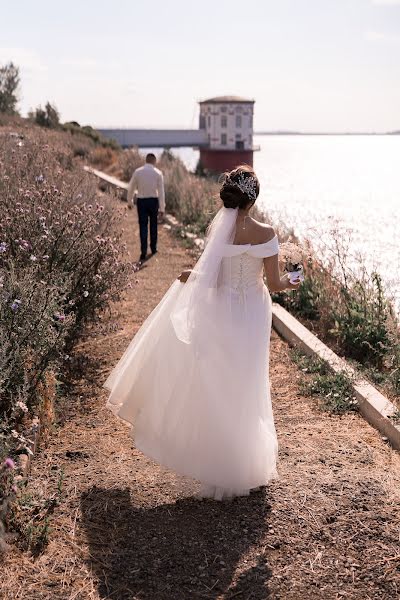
left=1, top=0, right=399, bottom=132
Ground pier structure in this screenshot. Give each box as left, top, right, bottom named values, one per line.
left=98, top=95, right=258, bottom=173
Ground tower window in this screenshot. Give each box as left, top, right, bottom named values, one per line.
left=236, top=115, right=242, bottom=128
left=221, top=133, right=227, bottom=145
left=207, top=115, right=211, bottom=127
left=221, top=105, right=227, bottom=112
left=221, top=115, right=227, bottom=128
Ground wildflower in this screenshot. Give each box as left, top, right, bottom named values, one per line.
left=30, top=255, right=37, bottom=261
left=83, top=290, right=89, bottom=297
left=54, top=313, right=66, bottom=322
left=42, top=255, right=49, bottom=260
left=11, top=430, right=19, bottom=438
left=11, top=299, right=21, bottom=311
left=4, top=458, right=15, bottom=469
left=11, top=485, right=18, bottom=494
left=0, top=242, right=7, bottom=253
left=16, top=401, right=28, bottom=413
left=36, top=174, right=45, bottom=183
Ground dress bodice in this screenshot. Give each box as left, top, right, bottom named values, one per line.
left=219, top=236, right=279, bottom=295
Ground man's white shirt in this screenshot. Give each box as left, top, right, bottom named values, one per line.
left=127, top=163, right=165, bottom=212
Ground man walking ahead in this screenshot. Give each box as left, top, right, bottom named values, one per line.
left=127, top=153, right=165, bottom=262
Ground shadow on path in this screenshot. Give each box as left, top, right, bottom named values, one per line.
left=81, top=486, right=273, bottom=599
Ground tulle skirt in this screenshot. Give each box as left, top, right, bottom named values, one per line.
left=104, top=280, right=279, bottom=498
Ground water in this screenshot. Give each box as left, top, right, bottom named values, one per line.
left=253, top=135, right=400, bottom=308
left=145, top=135, right=400, bottom=308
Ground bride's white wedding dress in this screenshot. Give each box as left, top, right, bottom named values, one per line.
left=104, top=209, right=280, bottom=501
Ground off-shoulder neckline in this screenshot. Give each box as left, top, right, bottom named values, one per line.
left=229, top=234, right=278, bottom=247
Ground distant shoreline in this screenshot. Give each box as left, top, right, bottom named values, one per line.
left=255, top=131, right=400, bottom=136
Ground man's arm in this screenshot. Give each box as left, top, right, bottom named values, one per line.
left=158, top=171, right=165, bottom=214
left=127, top=171, right=137, bottom=206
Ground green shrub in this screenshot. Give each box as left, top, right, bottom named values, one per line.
left=273, top=264, right=321, bottom=320
left=291, top=348, right=357, bottom=414
left=0, top=62, right=20, bottom=115
left=273, top=228, right=400, bottom=399
left=301, top=369, right=357, bottom=414
left=290, top=349, right=328, bottom=375
left=28, top=102, right=60, bottom=129
left=330, top=273, right=392, bottom=369
left=62, top=122, right=120, bottom=150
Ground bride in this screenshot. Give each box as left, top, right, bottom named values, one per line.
left=104, top=165, right=300, bottom=500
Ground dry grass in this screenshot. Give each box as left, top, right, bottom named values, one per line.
left=1, top=201, right=399, bottom=599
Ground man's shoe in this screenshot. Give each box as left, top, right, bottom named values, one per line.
left=139, top=253, right=146, bottom=262
left=151, top=250, right=158, bottom=256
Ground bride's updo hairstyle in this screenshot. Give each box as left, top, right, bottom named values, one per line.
left=219, top=164, right=260, bottom=210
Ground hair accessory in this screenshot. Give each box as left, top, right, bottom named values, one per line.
left=226, top=173, right=257, bottom=201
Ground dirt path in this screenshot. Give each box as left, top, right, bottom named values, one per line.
left=2, top=207, right=400, bottom=600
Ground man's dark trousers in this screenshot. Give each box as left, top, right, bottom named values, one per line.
left=137, top=197, right=159, bottom=257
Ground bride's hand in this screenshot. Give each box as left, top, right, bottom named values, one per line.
left=285, top=273, right=302, bottom=290
left=178, top=270, right=192, bottom=283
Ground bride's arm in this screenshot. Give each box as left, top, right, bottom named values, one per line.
left=263, top=254, right=300, bottom=292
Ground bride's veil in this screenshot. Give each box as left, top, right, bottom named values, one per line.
left=170, top=206, right=238, bottom=344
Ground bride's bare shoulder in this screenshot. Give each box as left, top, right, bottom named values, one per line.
left=251, top=219, right=276, bottom=243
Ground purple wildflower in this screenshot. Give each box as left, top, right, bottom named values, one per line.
left=36, top=174, right=45, bottom=184
left=11, top=299, right=21, bottom=311
left=19, top=240, right=31, bottom=250
left=0, top=242, right=7, bottom=253
left=4, top=458, right=15, bottom=469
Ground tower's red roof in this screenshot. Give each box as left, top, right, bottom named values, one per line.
left=199, top=95, right=255, bottom=104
